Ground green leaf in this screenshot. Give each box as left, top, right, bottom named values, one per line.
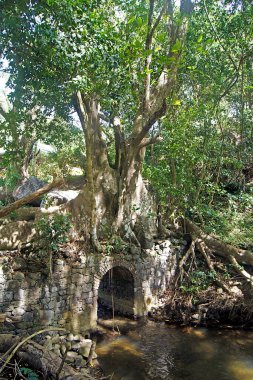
left=171, top=39, right=182, bottom=53
left=172, top=100, right=181, bottom=106
left=197, top=35, right=203, bottom=43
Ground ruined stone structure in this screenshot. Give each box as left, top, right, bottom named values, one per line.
left=0, top=241, right=179, bottom=334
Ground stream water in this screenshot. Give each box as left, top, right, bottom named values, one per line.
left=96, top=319, right=253, bottom=380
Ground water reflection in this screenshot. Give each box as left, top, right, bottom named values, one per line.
left=97, top=320, right=253, bottom=380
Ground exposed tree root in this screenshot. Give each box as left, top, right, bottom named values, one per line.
left=174, top=239, right=196, bottom=288
left=195, top=238, right=231, bottom=293
left=228, top=254, right=253, bottom=285
left=182, top=218, right=253, bottom=289
left=184, top=218, right=253, bottom=266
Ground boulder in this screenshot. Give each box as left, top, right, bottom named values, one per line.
left=41, top=190, right=80, bottom=208
left=78, top=339, right=97, bottom=358
left=13, top=176, right=47, bottom=206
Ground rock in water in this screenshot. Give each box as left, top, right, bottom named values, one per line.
left=13, top=176, right=47, bottom=206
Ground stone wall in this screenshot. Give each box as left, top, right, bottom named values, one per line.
left=0, top=239, right=179, bottom=335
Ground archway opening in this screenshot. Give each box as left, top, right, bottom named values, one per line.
left=98, top=266, right=135, bottom=319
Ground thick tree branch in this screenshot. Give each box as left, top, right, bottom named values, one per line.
left=143, top=0, right=167, bottom=110
left=113, top=116, right=125, bottom=170
left=134, top=98, right=167, bottom=146
left=74, top=91, right=87, bottom=132
left=139, top=134, right=163, bottom=149
left=133, top=1, right=191, bottom=146
left=203, top=0, right=238, bottom=71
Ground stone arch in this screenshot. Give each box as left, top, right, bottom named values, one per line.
left=91, top=257, right=145, bottom=325
left=98, top=266, right=135, bottom=317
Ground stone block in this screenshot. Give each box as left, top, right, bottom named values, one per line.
left=13, top=272, right=25, bottom=281
left=12, top=257, right=27, bottom=271
left=23, top=312, right=34, bottom=322
left=72, top=274, right=83, bottom=284
left=39, top=310, right=54, bottom=323
left=15, top=307, right=26, bottom=315
left=4, top=291, right=13, bottom=302
left=83, top=283, right=92, bottom=292
left=79, top=339, right=92, bottom=357
left=75, top=356, right=87, bottom=368
left=6, top=280, right=20, bottom=290
left=66, top=351, right=79, bottom=364
left=59, top=289, right=67, bottom=296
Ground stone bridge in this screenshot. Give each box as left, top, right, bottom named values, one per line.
left=0, top=241, right=178, bottom=334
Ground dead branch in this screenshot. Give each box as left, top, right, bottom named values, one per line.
left=174, top=239, right=196, bottom=287
left=228, top=255, right=253, bottom=285
left=195, top=238, right=231, bottom=293
left=0, top=327, right=66, bottom=375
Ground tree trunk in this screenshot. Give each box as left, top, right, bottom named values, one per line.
left=70, top=92, right=156, bottom=249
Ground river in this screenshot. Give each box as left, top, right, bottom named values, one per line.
left=96, top=319, right=253, bottom=380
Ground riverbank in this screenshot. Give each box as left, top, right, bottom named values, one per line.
left=148, top=286, right=253, bottom=329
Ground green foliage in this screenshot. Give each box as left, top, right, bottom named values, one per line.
left=105, top=235, right=128, bottom=255
left=180, top=270, right=217, bottom=295
left=34, top=214, right=72, bottom=278
left=35, top=214, right=72, bottom=252
left=0, top=165, right=21, bottom=190
left=202, top=196, right=253, bottom=250
left=30, top=144, right=85, bottom=181
left=20, top=367, right=39, bottom=380
left=143, top=1, right=253, bottom=249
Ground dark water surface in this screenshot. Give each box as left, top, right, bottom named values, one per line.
left=96, top=320, right=253, bottom=380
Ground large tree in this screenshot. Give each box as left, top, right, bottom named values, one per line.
left=0, top=0, right=194, bottom=249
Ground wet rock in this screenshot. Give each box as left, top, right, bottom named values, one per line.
left=60, top=344, right=68, bottom=356
left=53, top=348, right=61, bottom=357
left=66, top=351, right=79, bottom=364
left=75, top=355, right=87, bottom=368
left=78, top=339, right=92, bottom=357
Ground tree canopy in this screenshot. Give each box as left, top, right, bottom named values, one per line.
left=0, top=0, right=252, bottom=249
